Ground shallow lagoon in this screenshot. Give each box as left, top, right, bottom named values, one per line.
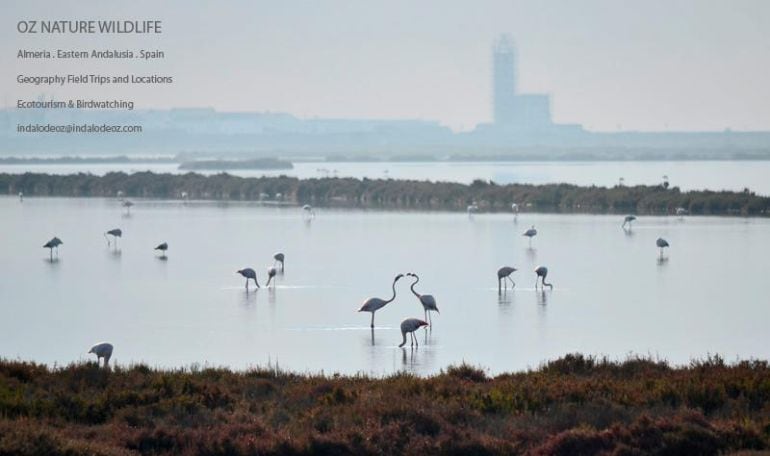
left=1, top=196, right=768, bottom=375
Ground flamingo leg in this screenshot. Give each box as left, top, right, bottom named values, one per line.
left=370, top=312, right=375, bottom=328
left=508, top=277, right=516, bottom=288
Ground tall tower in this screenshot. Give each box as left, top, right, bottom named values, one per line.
left=493, top=35, right=516, bottom=125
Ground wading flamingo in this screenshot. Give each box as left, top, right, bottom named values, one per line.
left=398, top=318, right=428, bottom=347
left=497, top=266, right=517, bottom=292
left=358, top=274, right=404, bottom=328
left=535, top=266, right=553, bottom=290
left=406, top=273, right=439, bottom=325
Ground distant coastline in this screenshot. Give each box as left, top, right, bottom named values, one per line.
left=2, top=171, right=768, bottom=216
left=178, top=158, right=293, bottom=171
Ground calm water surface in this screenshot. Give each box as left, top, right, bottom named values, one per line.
left=1, top=196, right=768, bottom=375
left=2, top=160, right=769, bottom=194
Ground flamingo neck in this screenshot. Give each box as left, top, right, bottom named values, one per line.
left=386, top=278, right=398, bottom=304
left=410, top=277, right=420, bottom=298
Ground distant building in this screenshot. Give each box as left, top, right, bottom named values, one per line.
left=492, top=35, right=517, bottom=125
left=492, top=35, right=554, bottom=132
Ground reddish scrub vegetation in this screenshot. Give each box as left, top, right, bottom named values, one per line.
left=1, top=354, right=769, bottom=455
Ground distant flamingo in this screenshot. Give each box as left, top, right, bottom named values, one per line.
left=104, top=228, right=122, bottom=247
left=675, top=207, right=688, bottom=217
left=398, top=318, right=429, bottom=347
left=18, top=192, right=23, bottom=202
left=406, top=273, right=439, bottom=324
left=273, top=252, right=285, bottom=272
left=154, top=242, right=168, bottom=257
left=656, top=238, right=669, bottom=258
left=266, top=266, right=277, bottom=288
left=237, top=268, right=260, bottom=289
left=88, top=342, right=113, bottom=368
left=302, top=204, right=315, bottom=217
left=43, top=237, right=63, bottom=260
left=535, top=266, right=553, bottom=290
left=467, top=203, right=479, bottom=216
left=622, top=215, right=636, bottom=228
left=497, top=266, right=517, bottom=292
left=358, top=274, right=404, bottom=328
left=511, top=203, right=519, bottom=221
left=122, top=200, right=134, bottom=214
left=523, top=225, right=537, bottom=245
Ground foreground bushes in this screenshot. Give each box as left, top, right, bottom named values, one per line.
left=2, top=171, right=768, bottom=215
left=1, top=354, right=769, bottom=455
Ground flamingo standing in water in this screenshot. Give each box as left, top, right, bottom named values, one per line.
left=497, top=266, right=517, bottom=292
left=358, top=274, right=404, bottom=328
left=237, top=268, right=260, bottom=290
left=88, top=342, right=114, bottom=368
left=398, top=318, right=429, bottom=347
left=154, top=242, right=168, bottom=257
left=656, top=238, right=669, bottom=258
left=104, top=228, right=122, bottom=247
left=406, top=273, right=439, bottom=325
left=273, top=252, right=285, bottom=272
left=266, top=266, right=277, bottom=288
left=122, top=200, right=134, bottom=215
left=535, top=266, right=553, bottom=290
left=511, top=203, right=519, bottom=221
left=302, top=204, right=315, bottom=217
left=622, top=215, right=636, bottom=229
left=43, top=237, right=63, bottom=260
left=523, top=226, right=537, bottom=246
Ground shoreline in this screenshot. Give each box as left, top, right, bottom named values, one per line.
left=2, top=171, right=768, bottom=216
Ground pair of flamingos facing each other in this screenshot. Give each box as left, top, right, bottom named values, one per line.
left=357, top=273, right=439, bottom=348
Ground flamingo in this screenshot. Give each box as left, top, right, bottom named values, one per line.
left=18, top=192, right=23, bottom=202
left=273, top=252, right=285, bottom=272
left=511, top=203, right=519, bottom=221
left=122, top=200, right=134, bottom=214
left=406, top=273, right=439, bottom=324
left=237, top=268, right=260, bottom=289
left=43, top=237, right=63, bottom=260
left=302, top=204, right=315, bottom=217
left=104, top=228, right=122, bottom=247
left=656, top=238, right=669, bottom=257
left=154, top=242, right=168, bottom=257
left=398, top=318, right=429, bottom=347
left=88, top=342, right=113, bottom=368
left=535, top=266, right=553, bottom=290
left=266, top=266, right=277, bottom=288
left=497, top=266, right=517, bottom=292
left=358, top=274, right=404, bottom=328
left=523, top=225, right=537, bottom=245
left=675, top=207, right=688, bottom=217
left=467, top=203, right=479, bottom=216
left=622, top=215, right=636, bottom=228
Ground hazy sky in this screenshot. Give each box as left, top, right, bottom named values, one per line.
left=2, top=0, right=769, bottom=131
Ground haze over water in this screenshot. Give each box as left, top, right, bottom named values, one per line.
left=1, top=196, right=768, bottom=376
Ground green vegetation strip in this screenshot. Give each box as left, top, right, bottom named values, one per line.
left=1, top=354, right=769, bottom=454
left=2, top=171, right=769, bottom=215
